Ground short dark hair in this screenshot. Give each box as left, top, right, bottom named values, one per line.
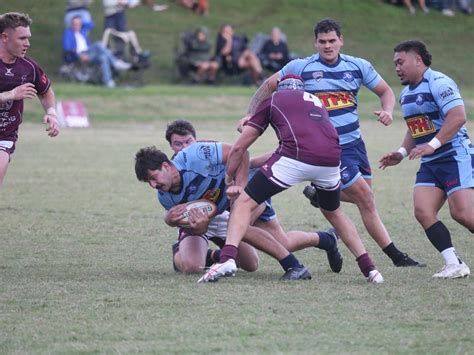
left=0, top=12, right=32, bottom=33
left=134, top=146, right=170, bottom=182
left=165, top=120, right=196, bottom=144
left=314, top=18, right=341, bottom=38
left=394, top=40, right=432, bottom=66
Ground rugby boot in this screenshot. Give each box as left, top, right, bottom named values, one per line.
left=325, top=228, right=343, bottom=273
left=302, top=184, right=320, bottom=208
left=197, top=259, right=237, bottom=283
left=280, top=266, right=312, bottom=281
left=394, top=253, right=426, bottom=267
left=432, top=262, right=470, bottom=279
left=367, top=269, right=384, bottom=284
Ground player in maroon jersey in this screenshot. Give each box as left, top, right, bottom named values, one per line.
left=0, top=12, right=59, bottom=187
left=199, top=75, right=384, bottom=284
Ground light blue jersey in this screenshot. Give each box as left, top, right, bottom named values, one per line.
left=280, top=53, right=381, bottom=146
left=158, top=142, right=228, bottom=214
left=399, top=68, right=472, bottom=163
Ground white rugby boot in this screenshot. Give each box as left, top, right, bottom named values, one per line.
left=432, top=262, right=470, bottom=279
left=367, top=269, right=384, bottom=284
left=197, top=259, right=237, bottom=283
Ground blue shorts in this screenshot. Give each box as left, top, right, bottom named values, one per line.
left=416, top=153, right=474, bottom=195
left=340, top=139, right=372, bottom=190
left=258, top=199, right=277, bottom=222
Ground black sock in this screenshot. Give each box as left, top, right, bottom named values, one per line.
left=382, top=242, right=405, bottom=263
left=316, top=231, right=336, bottom=251
left=425, top=221, right=453, bottom=253
left=279, top=253, right=302, bottom=271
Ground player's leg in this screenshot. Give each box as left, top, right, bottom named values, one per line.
left=0, top=150, right=10, bottom=187
left=235, top=241, right=259, bottom=272
left=448, top=188, right=474, bottom=230
left=174, top=234, right=209, bottom=273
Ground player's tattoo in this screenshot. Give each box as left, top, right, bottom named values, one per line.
left=246, top=79, right=274, bottom=115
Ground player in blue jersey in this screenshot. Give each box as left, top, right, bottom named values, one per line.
left=380, top=40, right=473, bottom=279
left=163, top=119, right=344, bottom=274
left=239, top=18, right=424, bottom=268
left=135, top=142, right=314, bottom=280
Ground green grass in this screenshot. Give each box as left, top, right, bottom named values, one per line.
left=1, top=0, right=473, bottom=88
left=1, top=86, right=473, bottom=352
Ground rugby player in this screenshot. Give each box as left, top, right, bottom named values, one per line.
left=199, top=75, right=384, bottom=284
left=164, top=119, right=344, bottom=274
left=237, top=18, right=424, bottom=268
left=0, top=12, right=59, bottom=187
left=380, top=40, right=473, bottom=279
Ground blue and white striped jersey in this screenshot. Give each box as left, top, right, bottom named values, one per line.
left=280, top=53, right=381, bottom=146
left=399, top=68, right=471, bottom=163
left=158, top=142, right=228, bottom=214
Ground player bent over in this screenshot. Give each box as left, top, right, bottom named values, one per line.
left=164, top=119, right=343, bottom=274
left=199, top=75, right=383, bottom=284
left=380, top=40, right=473, bottom=279
left=135, top=142, right=312, bottom=279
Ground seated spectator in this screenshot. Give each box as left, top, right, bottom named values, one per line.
left=63, top=15, right=132, bottom=88
left=215, top=24, right=262, bottom=85
left=403, top=0, right=429, bottom=14
left=183, top=27, right=219, bottom=84
left=64, top=0, right=94, bottom=34
left=102, top=27, right=151, bottom=69
left=176, top=0, right=209, bottom=15
left=259, top=27, right=290, bottom=73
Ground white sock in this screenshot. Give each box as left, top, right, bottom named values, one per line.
left=441, top=247, right=461, bottom=265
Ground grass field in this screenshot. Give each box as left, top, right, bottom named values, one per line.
left=1, top=84, right=473, bottom=353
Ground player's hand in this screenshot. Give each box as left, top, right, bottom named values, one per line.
left=373, top=110, right=393, bottom=126
left=12, top=83, right=37, bottom=100
left=226, top=185, right=243, bottom=202
left=43, top=113, right=60, bottom=137
left=166, top=204, right=188, bottom=225
left=409, top=144, right=435, bottom=160
left=378, top=151, right=403, bottom=169
left=237, top=115, right=251, bottom=133
left=187, top=208, right=210, bottom=229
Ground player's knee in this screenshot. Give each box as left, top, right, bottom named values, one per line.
left=450, top=209, right=474, bottom=229
left=179, top=260, right=205, bottom=274
left=240, top=257, right=259, bottom=272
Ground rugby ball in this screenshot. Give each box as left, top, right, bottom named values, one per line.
left=178, top=199, right=218, bottom=227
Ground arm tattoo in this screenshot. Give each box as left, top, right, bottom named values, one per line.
left=246, top=80, right=274, bottom=115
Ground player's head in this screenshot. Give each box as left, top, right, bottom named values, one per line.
left=71, top=15, right=83, bottom=32
left=135, top=146, right=177, bottom=191
left=277, top=74, right=304, bottom=91
left=0, top=12, right=32, bottom=58
left=165, top=120, right=197, bottom=154
left=393, top=40, right=432, bottom=85
left=314, top=18, right=343, bottom=64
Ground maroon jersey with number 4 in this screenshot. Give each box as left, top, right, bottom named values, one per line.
left=0, top=56, right=51, bottom=142
left=245, top=90, right=341, bottom=166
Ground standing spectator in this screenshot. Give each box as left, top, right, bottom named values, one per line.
left=380, top=40, right=473, bottom=279
left=63, top=16, right=132, bottom=87
left=239, top=18, right=425, bottom=268
left=259, top=27, right=290, bottom=73
left=215, top=24, right=262, bottom=85
left=64, top=0, right=94, bottom=34
left=185, top=27, right=218, bottom=84
left=0, top=12, right=59, bottom=187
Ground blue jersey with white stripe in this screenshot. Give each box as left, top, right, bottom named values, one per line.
left=158, top=142, right=228, bottom=214
left=399, top=68, right=471, bottom=163
left=280, top=53, right=381, bottom=146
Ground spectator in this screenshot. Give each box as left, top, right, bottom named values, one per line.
left=259, top=27, right=290, bottom=73
left=184, top=27, right=219, bottom=84
left=404, top=0, right=429, bottom=14
left=176, top=0, right=209, bottom=15
left=215, top=24, right=262, bottom=86
left=62, top=15, right=132, bottom=88
left=64, top=0, right=94, bottom=34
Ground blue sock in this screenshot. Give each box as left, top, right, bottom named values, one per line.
left=317, top=231, right=336, bottom=251
left=279, top=253, right=302, bottom=271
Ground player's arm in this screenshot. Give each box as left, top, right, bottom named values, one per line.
left=371, top=79, right=395, bottom=126
left=379, top=130, right=416, bottom=169
left=250, top=151, right=272, bottom=168
left=409, top=105, right=466, bottom=160
left=38, top=87, right=59, bottom=137
left=164, top=204, right=188, bottom=227
left=0, top=83, right=37, bottom=102
left=225, top=127, right=260, bottom=184
left=238, top=72, right=279, bottom=132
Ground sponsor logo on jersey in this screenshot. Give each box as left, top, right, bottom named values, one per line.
left=315, top=92, right=355, bottom=110
left=197, top=145, right=212, bottom=160
left=342, top=72, right=354, bottom=82
left=312, top=71, right=323, bottom=82
left=4, top=68, right=14, bottom=76
left=438, top=85, right=455, bottom=100
left=202, top=188, right=220, bottom=203
left=406, top=115, right=436, bottom=138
